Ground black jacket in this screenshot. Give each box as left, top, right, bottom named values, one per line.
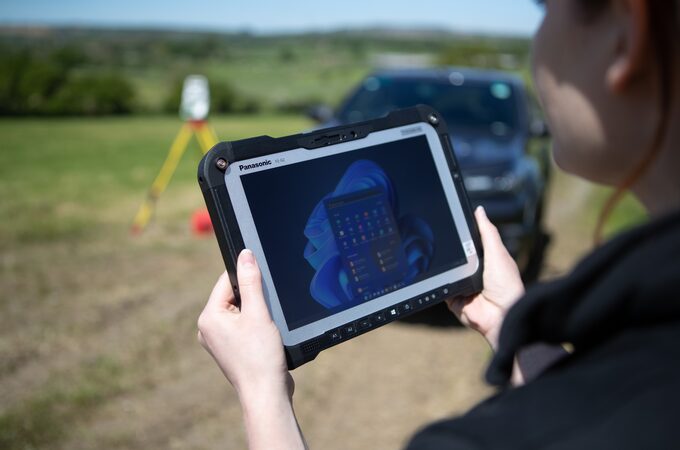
left=407, top=210, right=680, bottom=449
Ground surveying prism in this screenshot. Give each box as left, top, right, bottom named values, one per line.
left=131, top=75, right=219, bottom=233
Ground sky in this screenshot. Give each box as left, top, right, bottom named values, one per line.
left=0, top=0, right=544, bottom=36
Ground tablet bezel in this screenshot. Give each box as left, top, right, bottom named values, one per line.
left=223, top=122, right=480, bottom=346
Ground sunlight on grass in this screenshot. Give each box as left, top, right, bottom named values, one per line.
left=0, top=115, right=311, bottom=246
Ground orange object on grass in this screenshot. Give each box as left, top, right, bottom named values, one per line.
left=191, top=208, right=213, bottom=235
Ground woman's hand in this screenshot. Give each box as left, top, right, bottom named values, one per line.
left=198, top=250, right=306, bottom=449
left=446, top=207, right=525, bottom=351
left=197, top=249, right=290, bottom=398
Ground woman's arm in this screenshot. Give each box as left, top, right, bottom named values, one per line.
left=239, top=379, right=308, bottom=450
left=197, top=251, right=307, bottom=450
left=447, top=207, right=567, bottom=386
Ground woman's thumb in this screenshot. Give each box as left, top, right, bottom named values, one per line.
left=475, top=206, right=505, bottom=256
left=236, top=249, right=270, bottom=319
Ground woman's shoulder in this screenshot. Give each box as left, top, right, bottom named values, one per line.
left=406, top=320, right=680, bottom=450
left=404, top=210, right=680, bottom=449
left=485, top=208, right=680, bottom=386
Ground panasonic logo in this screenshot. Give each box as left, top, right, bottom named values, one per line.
left=239, top=160, right=272, bottom=171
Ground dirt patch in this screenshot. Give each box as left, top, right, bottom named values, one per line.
left=1, top=169, right=597, bottom=449
left=541, top=169, right=598, bottom=279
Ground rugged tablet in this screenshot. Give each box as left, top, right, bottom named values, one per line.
left=198, top=105, right=483, bottom=369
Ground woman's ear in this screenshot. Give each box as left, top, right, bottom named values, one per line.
left=606, top=0, right=651, bottom=93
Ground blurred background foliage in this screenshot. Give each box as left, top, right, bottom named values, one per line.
left=0, top=26, right=532, bottom=116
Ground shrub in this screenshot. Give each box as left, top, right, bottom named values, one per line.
left=47, top=74, right=135, bottom=115
left=0, top=50, right=136, bottom=116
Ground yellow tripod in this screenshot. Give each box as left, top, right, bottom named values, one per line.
left=131, top=120, right=218, bottom=234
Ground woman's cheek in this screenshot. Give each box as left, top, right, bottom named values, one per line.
left=534, top=70, right=570, bottom=173
left=532, top=12, right=569, bottom=171
left=535, top=74, right=610, bottom=181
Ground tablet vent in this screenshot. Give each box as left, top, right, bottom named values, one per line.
left=301, top=338, right=323, bottom=355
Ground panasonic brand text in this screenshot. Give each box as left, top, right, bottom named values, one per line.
left=239, top=160, right=272, bottom=171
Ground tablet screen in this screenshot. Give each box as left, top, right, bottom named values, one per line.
left=239, top=134, right=468, bottom=331
left=324, top=187, right=408, bottom=301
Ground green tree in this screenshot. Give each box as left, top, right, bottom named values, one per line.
left=48, top=74, right=135, bottom=115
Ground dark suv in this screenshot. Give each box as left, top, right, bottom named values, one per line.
left=309, top=68, right=551, bottom=281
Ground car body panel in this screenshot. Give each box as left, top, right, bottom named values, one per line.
left=312, top=67, right=550, bottom=278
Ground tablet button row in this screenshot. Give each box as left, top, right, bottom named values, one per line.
left=328, top=329, right=342, bottom=342
left=327, top=288, right=451, bottom=346
left=357, top=318, right=372, bottom=330
left=373, top=311, right=386, bottom=323
left=343, top=323, right=357, bottom=336
left=327, top=316, right=375, bottom=345
left=411, top=290, right=443, bottom=310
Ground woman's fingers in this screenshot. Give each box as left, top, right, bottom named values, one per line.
left=446, top=296, right=469, bottom=318
left=475, top=206, right=505, bottom=258
left=197, top=329, right=207, bottom=348
left=475, top=206, right=521, bottom=284
left=204, top=271, right=237, bottom=313
left=236, top=249, right=271, bottom=320
left=199, top=250, right=270, bottom=327
left=446, top=297, right=464, bottom=322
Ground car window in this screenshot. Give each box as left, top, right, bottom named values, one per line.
left=338, top=76, right=519, bottom=133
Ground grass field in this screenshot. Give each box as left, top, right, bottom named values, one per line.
left=0, top=115, right=645, bottom=449
left=0, top=115, right=312, bottom=246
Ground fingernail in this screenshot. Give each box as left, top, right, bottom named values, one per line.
left=239, top=249, right=255, bottom=267
left=476, top=206, right=486, bottom=217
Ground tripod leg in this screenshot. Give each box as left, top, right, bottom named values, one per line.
left=195, top=127, right=211, bottom=155
left=196, top=124, right=218, bottom=154
left=131, top=123, right=194, bottom=233
left=205, top=124, right=219, bottom=148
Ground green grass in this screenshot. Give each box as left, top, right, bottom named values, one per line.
left=202, top=59, right=371, bottom=108
left=124, top=43, right=382, bottom=111
left=0, top=114, right=312, bottom=246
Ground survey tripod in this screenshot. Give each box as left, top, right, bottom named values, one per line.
left=130, top=119, right=218, bottom=233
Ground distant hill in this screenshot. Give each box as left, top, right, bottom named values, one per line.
left=0, top=25, right=531, bottom=115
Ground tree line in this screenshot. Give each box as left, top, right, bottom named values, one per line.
left=0, top=44, right=259, bottom=116
left=0, top=27, right=531, bottom=116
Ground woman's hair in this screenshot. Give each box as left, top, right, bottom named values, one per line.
left=576, top=0, right=677, bottom=243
